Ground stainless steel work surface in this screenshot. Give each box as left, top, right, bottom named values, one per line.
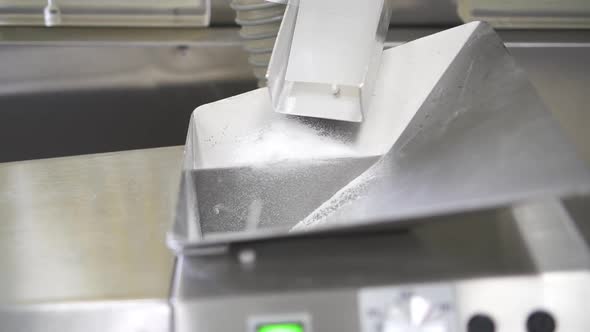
left=0, top=146, right=182, bottom=305
left=0, top=300, right=170, bottom=332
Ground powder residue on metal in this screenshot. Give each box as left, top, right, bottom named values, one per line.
left=291, top=157, right=383, bottom=231
left=233, top=120, right=357, bottom=167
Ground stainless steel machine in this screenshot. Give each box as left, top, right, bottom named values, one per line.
left=167, top=3, right=590, bottom=329
left=0, top=1, right=589, bottom=332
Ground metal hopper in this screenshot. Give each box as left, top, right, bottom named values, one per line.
left=169, top=22, right=590, bottom=251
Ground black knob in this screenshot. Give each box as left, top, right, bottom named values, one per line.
left=527, top=310, right=556, bottom=332
left=467, top=314, right=495, bottom=332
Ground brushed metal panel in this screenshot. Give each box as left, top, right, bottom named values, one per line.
left=0, top=146, right=183, bottom=304
left=0, top=300, right=170, bottom=332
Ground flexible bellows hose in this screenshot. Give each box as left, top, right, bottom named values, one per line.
left=230, top=0, right=286, bottom=87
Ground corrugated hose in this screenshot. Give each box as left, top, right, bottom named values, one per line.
left=230, top=0, right=286, bottom=87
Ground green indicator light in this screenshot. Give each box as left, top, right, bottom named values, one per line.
left=257, top=322, right=304, bottom=332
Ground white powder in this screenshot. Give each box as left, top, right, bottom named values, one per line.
left=291, top=157, right=382, bottom=231
left=233, top=120, right=358, bottom=167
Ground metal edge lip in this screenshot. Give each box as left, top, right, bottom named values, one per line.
left=168, top=191, right=590, bottom=254
left=0, top=299, right=170, bottom=312
left=0, top=26, right=244, bottom=46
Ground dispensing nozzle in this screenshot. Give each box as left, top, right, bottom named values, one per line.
left=266, top=0, right=392, bottom=122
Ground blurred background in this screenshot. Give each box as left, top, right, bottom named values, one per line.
left=0, top=0, right=588, bottom=163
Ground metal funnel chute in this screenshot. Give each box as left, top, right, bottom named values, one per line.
left=169, top=22, right=590, bottom=250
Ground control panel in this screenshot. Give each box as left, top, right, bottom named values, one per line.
left=173, top=272, right=587, bottom=332
left=359, top=284, right=456, bottom=332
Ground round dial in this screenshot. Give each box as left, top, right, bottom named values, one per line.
left=381, top=293, right=450, bottom=332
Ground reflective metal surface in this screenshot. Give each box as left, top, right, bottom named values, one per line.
left=171, top=199, right=590, bottom=331
left=172, top=198, right=590, bottom=297
left=0, top=147, right=182, bottom=304
left=0, top=300, right=170, bottom=332
left=387, top=28, right=590, bottom=163
left=512, top=199, right=590, bottom=271
left=0, top=27, right=589, bottom=332
left=267, top=0, right=392, bottom=122
left=213, top=0, right=462, bottom=27
left=0, top=28, right=587, bottom=164
left=171, top=22, right=590, bottom=247
left=388, top=0, right=460, bottom=26
left=0, top=28, right=255, bottom=162
left=456, top=271, right=589, bottom=332
left=510, top=45, right=590, bottom=164
left=173, top=272, right=590, bottom=332
left=0, top=29, right=248, bottom=95
left=458, top=0, right=590, bottom=29
left=0, top=0, right=210, bottom=27
left=299, top=24, right=590, bottom=231
left=0, top=0, right=461, bottom=28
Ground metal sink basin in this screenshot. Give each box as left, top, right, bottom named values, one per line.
left=0, top=28, right=257, bottom=163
